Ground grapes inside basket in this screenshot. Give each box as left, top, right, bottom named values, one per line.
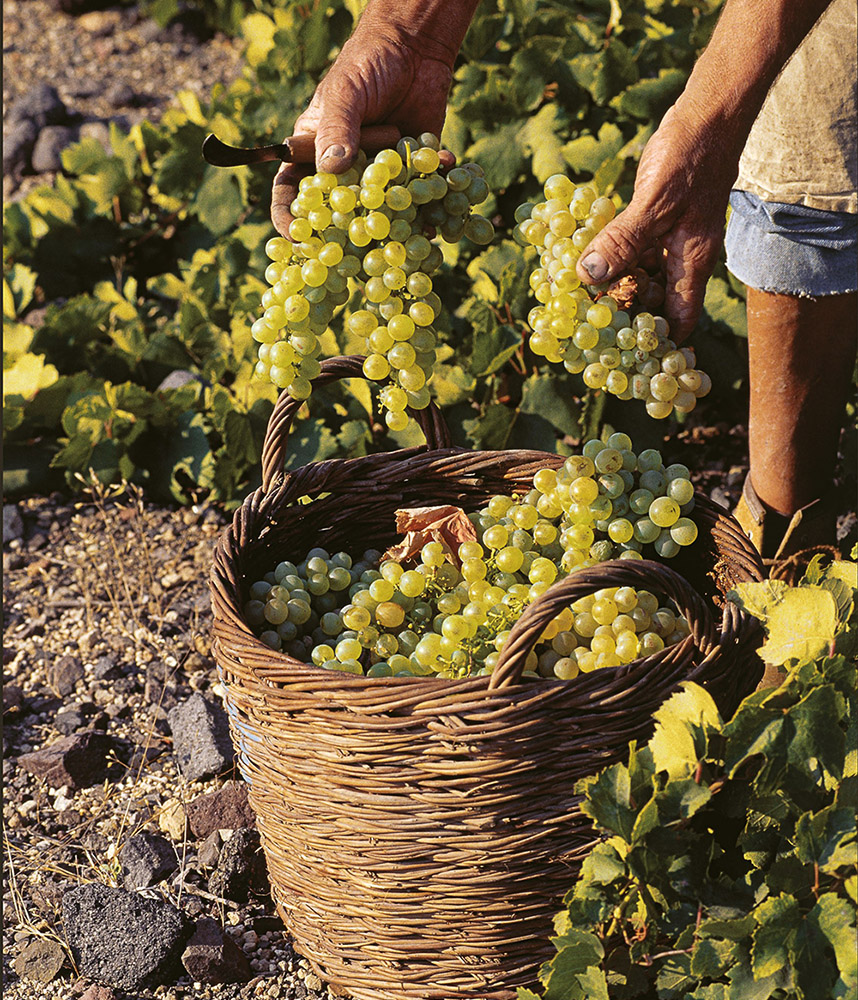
left=243, top=434, right=704, bottom=681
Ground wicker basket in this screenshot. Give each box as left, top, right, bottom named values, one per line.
left=210, top=356, right=765, bottom=1000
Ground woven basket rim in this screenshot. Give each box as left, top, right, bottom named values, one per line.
left=211, top=443, right=763, bottom=698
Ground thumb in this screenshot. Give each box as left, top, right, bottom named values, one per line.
left=311, top=98, right=364, bottom=174
left=576, top=205, right=660, bottom=286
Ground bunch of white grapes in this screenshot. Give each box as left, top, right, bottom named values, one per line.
left=252, top=134, right=494, bottom=428
left=244, top=434, right=699, bottom=678
left=513, top=175, right=712, bottom=419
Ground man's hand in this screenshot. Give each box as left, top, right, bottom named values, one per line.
left=271, top=21, right=457, bottom=236
left=574, top=0, right=835, bottom=342
left=575, top=104, right=737, bottom=343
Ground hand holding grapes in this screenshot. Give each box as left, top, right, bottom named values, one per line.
left=574, top=102, right=738, bottom=344
left=271, top=0, right=479, bottom=237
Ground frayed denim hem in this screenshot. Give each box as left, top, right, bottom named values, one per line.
left=725, top=190, right=858, bottom=297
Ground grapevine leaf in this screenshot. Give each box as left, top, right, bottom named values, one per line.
left=4, top=264, right=36, bottom=318
left=690, top=937, right=738, bottom=979
left=3, top=353, right=59, bottom=402
left=702, top=277, right=747, bottom=339
left=723, top=703, right=785, bottom=779
left=727, top=580, right=789, bottom=622
left=578, top=841, right=626, bottom=885
left=543, top=929, right=605, bottom=1000
left=60, top=136, right=112, bottom=177
left=3, top=321, right=34, bottom=362
left=470, top=324, right=521, bottom=376
left=818, top=577, right=855, bottom=625
left=463, top=403, right=516, bottom=450
left=750, top=893, right=800, bottom=980
left=823, top=559, right=858, bottom=590
left=336, top=419, right=371, bottom=457
left=223, top=411, right=260, bottom=466
left=795, top=805, right=857, bottom=872
left=520, top=373, right=582, bottom=438
left=516, top=991, right=542, bottom=1000
left=648, top=683, right=721, bottom=780
left=610, top=69, right=686, bottom=121
left=569, top=43, right=638, bottom=106
left=242, top=11, right=277, bottom=65
left=518, top=103, right=569, bottom=182
left=689, top=985, right=728, bottom=1000
left=790, top=903, right=839, bottom=1000
left=561, top=122, right=624, bottom=176
left=461, top=12, right=506, bottom=61
left=815, top=894, right=858, bottom=997
left=194, top=169, right=246, bottom=237
left=281, top=418, right=338, bottom=471
left=577, top=762, right=636, bottom=840
left=430, top=363, right=475, bottom=408
left=725, top=958, right=782, bottom=1000
left=573, top=966, right=609, bottom=1000
left=787, top=684, right=846, bottom=780
left=654, top=777, right=712, bottom=822
left=760, top=586, right=839, bottom=665
left=506, top=411, right=558, bottom=451
left=698, top=914, right=755, bottom=941
left=654, top=953, right=695, bottom=997
left=629, top=796, right=659, bottom=840
left=801, top=553, right=829, bottom=586
left=465, top=122, right=527, bottom=191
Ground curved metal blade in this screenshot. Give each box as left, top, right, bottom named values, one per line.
left=202, top=134, right=292, bottom=167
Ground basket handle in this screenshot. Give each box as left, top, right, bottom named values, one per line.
left=488, top=559, right=719, bottom=690
left=260, top=355, right=452, bottom=491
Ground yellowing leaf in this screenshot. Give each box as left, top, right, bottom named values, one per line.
left=4, top=353, right=59, bottom=401
left=242, top=12, right=277, bottom=67
left=2, top=322, right=35, bottom=359
left=517, top=104, right=568, bottom=182
left=649, top=683, right=721, bottom=779
left=824, top=560, right=858, bottom=591
left=3, top=279, right=16, bottom=319
left=728, top=579, right=789, bottom=621
left=761, top=586, right=839, bottom=666
left=176, top=90, right=206, bottom=127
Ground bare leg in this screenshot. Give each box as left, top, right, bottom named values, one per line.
left=746, top=287, right=857, bottom=517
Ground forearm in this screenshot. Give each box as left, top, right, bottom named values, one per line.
left=676, top=0, right=834, bottom=161
left=358, top=0, right=480, bottom=65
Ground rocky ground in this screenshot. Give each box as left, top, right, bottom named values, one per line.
left=3, top=0, right=244, bottom=201
left=2, top=486, right=335, bottom=1000
left=2, top=5, right=336, bottom=998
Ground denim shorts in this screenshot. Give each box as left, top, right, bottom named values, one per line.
left=725, top=190, right=858, bottom=296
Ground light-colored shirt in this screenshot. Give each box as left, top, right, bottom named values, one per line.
left=736, top=0, right=857, bottom=213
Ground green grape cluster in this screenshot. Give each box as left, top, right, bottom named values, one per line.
left=534, top=587, right=690, bottom=679
left=244, top=435, right=699, bottom=678
left=252, top=133, right=494, bottom=428
left=514, top=174, right=712, bottom=419
left=481, top=433, right=699, bottom=568
left=245, top=540, right=690, bottom=680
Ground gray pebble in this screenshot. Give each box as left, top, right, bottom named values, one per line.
left=31, top=125, right=79, bottom=173
left=62, top=883, right=190, bottom=991
left=8, top=82, right=67, bottom=129
left=2, top=119, right=38, bottom=175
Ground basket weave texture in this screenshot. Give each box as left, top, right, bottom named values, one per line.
left=210, top=356, right=765, bottom=1000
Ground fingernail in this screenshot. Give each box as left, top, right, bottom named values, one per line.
left=321, top=144, right=346, bottom=164
left=580, top=252, right=608, bottom=281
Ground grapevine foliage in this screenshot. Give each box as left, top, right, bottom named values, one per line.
left=521, top=557, right=858, bottom=1000
left=3, top=0, right=749, bottom=504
